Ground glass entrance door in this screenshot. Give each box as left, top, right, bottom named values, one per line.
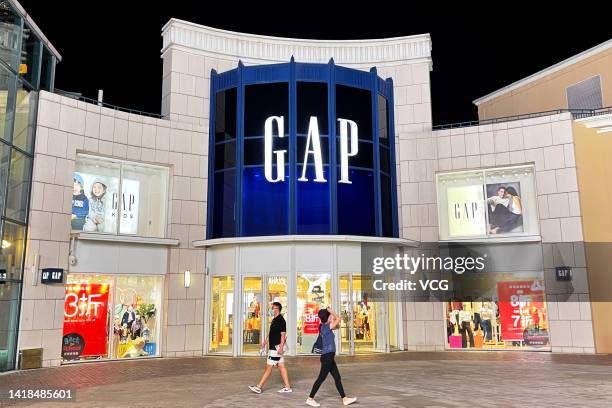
left=238, top=275, right=288, bottom=356
left=339, top=274, right=388, bottom=354
left=209, top=276, right=234, bottom=353
left=242, top=277, right=263, bottom=354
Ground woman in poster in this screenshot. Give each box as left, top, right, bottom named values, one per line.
left=487, top=185, right=523, bottom=234
left=84, top=178, right=108, bottom=232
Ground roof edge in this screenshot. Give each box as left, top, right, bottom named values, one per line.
left=473, top=38, right=612, bottom=106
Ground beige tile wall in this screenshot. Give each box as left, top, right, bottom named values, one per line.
left=397, top=113, right=595, bottom=353
left=19, top=90, right=208, bottom=367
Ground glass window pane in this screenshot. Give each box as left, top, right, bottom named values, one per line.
left=242, top=166, right=289, bottom=236
left=113, top=275, right=163, bottom=359
left=12, top=84, right=37, bottom=152
left=119, top=162, right=168, bottom=237
left=5, top=148, right=32, bottom=222
left=0, top=143, right=9, bottom=214
left=380, top=173, right=393, bottom=237
left=337, top=168, right=375, bottom=236
left=0, top=3, right=22, bottom=71
left=214, top=88, right=236, bottom=143
left=62, top=274, right=113, bottom=361
left=212, top=169, right=236, bottom=239
left=296, top=273, right=331, bottom=354
left=20, top=24, right=41, bottom=87
left=296, top=165, right=330, bottom=234
left=336, top=84, right=372, bottom=141
left=214, top=141, right=236, bottom=170
left=0, top=220, right=25, bottom=280
left=0, top=281, right=20, bottom=371
left=0, top=64, right=16, bottom=143
left=39, top=47, right=54, bottom=91
left=72, top=155, right=121, bottom=233
left=377, top=94, right=389, bottom=146
left=242, top=277, right=262, bottom=354
left=209, top=276, right=234, bottom=353
left=337, top=140, right=372, bottom=169
left=244, top=83, right=288, bottom=137
left=297, top=82, right=328, bottom=134
left=379, top=145, right=390, bottom=174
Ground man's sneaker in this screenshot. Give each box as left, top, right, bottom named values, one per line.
left=306, top=398, right=320, bottom=407
left=248, top=385, right=262, bottom=394
left=343, top=396, right=358, bottom=406
left=278, top=387, right=293, bottom=393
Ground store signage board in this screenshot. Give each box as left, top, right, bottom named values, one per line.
left=264, top=116, right=358, bottom=184
left=555, top=266, right=572, bottom=281
left=446, top=185, right=486, bottom=237
left=0, top=269, right=6, bottom=281
left=41, top=268, right=64, bottom=284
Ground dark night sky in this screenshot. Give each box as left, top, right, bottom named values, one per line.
left=18, top=3, right=612, bottom=125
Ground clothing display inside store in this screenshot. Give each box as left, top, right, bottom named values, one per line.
left=446, top=300, right=549, bottom=350
left=62, top=274, right=162, bottom=362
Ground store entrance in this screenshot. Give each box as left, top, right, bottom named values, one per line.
left=339, top=274, right=387, bottom=354
left=241, top=275, right=288, bottom=355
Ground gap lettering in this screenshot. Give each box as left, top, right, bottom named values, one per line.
left=264, top=115, right=358, bottom=183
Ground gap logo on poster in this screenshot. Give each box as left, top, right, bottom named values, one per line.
left=264, top=115, right=358, bottom=184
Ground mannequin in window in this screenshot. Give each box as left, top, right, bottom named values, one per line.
left=122, top=306, right=136, bottom=330
left=480, top=302, right=494, bottom=342
left=458, top=305, right=474, bottom=348
left=131, top=314, right=143, bottom=340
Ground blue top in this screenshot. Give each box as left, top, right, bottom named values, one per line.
left=320, top=323, right=336, bottom=354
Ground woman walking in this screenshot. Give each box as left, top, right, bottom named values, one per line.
left=306, top=307, right=357, bottom=407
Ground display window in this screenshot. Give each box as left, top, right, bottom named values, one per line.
left=72, top=154, right=169, bottom=238
left=339, top=275, right=388, bottom=354
left=436, top=165, right=538, bottom=240
left=296, top=273, right=331, bottom=354
left=444, top=275, right=549, bottom=351
left=61, top=274, right=163, bottom=362
left=209, top=276, right=234, bottom=353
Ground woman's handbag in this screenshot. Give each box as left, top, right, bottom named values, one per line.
left=311, top=325, right=323, bottom=354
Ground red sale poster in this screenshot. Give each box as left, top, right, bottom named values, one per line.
left=62, top=283, right=110, bottom=359
left=303, top=302, right=321, bottom=334
left=497, top=280, right=546, bottom=341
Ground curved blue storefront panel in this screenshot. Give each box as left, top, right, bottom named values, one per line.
left=207, top=60, right=398, bottom=239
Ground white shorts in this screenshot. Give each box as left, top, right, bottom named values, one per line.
left=266, top=349, right=284, bottom=366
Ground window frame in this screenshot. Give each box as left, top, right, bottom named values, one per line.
left=436, top=164, right=540, bottom=241
left=73, top=153, right=170, bottom=238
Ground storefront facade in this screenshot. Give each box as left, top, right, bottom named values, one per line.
left=203, top=242, right=405, bottom=356
left=9, top=17, right=606, bottom=371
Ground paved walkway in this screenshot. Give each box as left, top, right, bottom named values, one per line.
left=1, top=352, right=612, bottom=407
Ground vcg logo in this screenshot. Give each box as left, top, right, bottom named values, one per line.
left=264, top=116, right=358, bottom=184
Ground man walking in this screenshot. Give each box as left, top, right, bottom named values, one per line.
left=249, top=302, right=292, bottom=394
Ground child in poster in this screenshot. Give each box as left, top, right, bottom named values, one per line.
left=71, top=173, right=89, bottom=230
left=84, top=178, right=108, bottom=232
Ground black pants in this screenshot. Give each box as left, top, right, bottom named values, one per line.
left=309, top=352, right=346, bottom=398
left=460, top=321, right=474, bottom=348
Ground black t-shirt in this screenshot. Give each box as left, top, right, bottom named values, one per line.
left=268, top=314, right=287, bottom=350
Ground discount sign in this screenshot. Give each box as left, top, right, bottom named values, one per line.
left=62, top=283, right=110, bottom=359
left=497, top=280, right=546, bottom=342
